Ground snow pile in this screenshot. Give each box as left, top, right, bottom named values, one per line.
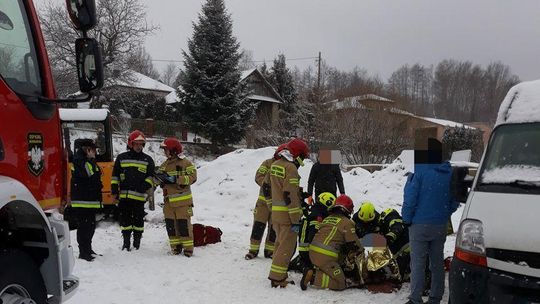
left=496, top=79, right=540, bottom=126
left=68, top=146, right=462, bottom=304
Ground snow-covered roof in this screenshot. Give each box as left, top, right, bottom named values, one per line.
left=113, top=70, right=174, bottom=93
left=357, top=94, right=395, bottom=103
left=248, top=94, right=281, bottom=104
left=59, top=109, right=109, bottom=121
left=326, top=94, right=395, bottom=110
left=165, top=91, right=179, bottom=104
left=327, top=99, right=367, bottom=110
left=417, top=117, right=475, bottom=129
left=241, top=68, right=257, bottom=81
left=496, top=79, right=540, bottom=126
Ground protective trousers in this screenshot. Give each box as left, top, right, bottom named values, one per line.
left=268, top=224, right=298, bottom=282
left=74, top=208, right=96, bottom=255
left=312, top=258, right=346, bottom=290
left=249, top=198, right=275, bottom=254
left=298, top=219, right=318, bottom=268
left=118, top=199, right=145, bottom=237
left=163, top=204, right=194, bottom=254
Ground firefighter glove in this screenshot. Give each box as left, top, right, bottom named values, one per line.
left=290, top=224, right=301, bottom=233
left=262, top=183, right=271, bottom=197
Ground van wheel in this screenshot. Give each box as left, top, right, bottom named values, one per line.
left=0, top=249, right=47, bottom=304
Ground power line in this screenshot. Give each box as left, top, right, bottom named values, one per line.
left=150, top=56, right=318, bottom=64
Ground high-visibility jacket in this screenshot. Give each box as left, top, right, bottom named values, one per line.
left=310, top=213, right=361, bottom=259
left=298, top=203, right=330, bottom=252
left=269, top=159, right=302, bottom=225
left=256, top=158, right=274, bottom=207
left=71, top=150, right=102, bottom=208
left=111, top=150, right=155, bottom=202
left=158, top=157, right=197, bottom=208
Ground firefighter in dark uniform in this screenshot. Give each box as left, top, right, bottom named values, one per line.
left=71, top=139, right=102, bottom=261
left=353, top=201, right=411, bottom=281
left=111, top=130, right=155, bottom=251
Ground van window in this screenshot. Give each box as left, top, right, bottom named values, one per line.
left=0, top=0, right=42, bottom=97
left=478, top=123, right=540, bottom=194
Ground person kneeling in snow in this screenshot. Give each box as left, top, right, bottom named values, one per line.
left=156, top=137, right=197, bottom=257
left=353, top=202, right=411, bottom=282
left=301, top=195, right=365, bottom=291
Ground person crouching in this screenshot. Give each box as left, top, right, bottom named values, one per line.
left=302, top=195, right=364, bottom=290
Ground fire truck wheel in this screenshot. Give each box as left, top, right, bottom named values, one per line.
left=0, top=249, right=47, bottom=304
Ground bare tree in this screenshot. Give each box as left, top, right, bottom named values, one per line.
left=161, top=63, right=179, bottom=87
left=238, top=49, right=256, bottom=71
left=41, top=0, right=158, bottom=96
left=127, top=47, right=160, bottom=79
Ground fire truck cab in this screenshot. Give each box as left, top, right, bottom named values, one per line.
left=0, top=0, right=103, bottom=303
left=60, top=108, right=116, bottom=209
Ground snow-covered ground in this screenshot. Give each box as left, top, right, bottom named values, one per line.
left=68, top=147, right=463, bottom=304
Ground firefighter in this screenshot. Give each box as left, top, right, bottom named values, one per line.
left=111, top=130, right=155, bottom=251
left=294, top=192, right=336, bottom=271
left=302, top=194, right=364, bottom=291
left=268, top=138, right=309, bottom=288
left=353, top=202, right=411, bottom=281
left=71, top=139, right=102, bottom=262
left=245, top=143, right=287, bottom=260
left=156, top=137, right=197, bottom=257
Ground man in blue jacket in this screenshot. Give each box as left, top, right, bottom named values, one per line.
left=402, top=138, right=459, bottom=304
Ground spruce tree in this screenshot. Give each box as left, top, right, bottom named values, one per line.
left=269, top=54, right=300, bottom=134
left=179, top=0, right=254, bottom=146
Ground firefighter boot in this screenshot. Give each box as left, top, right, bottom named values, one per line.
left=245, top=251, right=258, bottom=260
left=300, top=268, right=315, bottom=291
left=264, top=250, right=273, bottom=259
left=133, top=232, right=142, bottom=250
left=122, top=231, right=131, bottom=251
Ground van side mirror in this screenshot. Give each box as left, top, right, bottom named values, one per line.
left=75, top=38, right=103, bottom=93
left=66, top=0, right=97, bottom=32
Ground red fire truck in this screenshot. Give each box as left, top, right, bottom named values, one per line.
left=0, top=0, right=103, bottom=303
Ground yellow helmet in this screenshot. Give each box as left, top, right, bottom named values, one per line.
left=317, top=192, right=336, bottom=209
left=358, top=201, right=376, bottom=222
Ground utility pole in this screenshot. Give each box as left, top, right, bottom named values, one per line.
left=316, top=51, right=321, bottom=92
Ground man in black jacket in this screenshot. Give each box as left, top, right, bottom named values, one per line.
left=71, top=139, right=103, bottom=261
left=307, top=149, right=345, bottom=203
left=112, top=130, right=155, bottom=251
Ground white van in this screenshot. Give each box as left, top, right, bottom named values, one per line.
left=449, top=80, right=540, bottom=303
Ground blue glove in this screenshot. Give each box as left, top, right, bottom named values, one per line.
left=290, top=224, right=301, bottom=233
left=164, top=175, right=176, bottom=184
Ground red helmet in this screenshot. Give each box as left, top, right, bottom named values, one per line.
left=274, top=143, right=288, bottom=160
left=332, top=195, right=354, bottom=215
left=128, top=130, right=146, bottom=148
left=287, top=138, right=309, bottom=160
left=161, top=137, right=183, bottom=155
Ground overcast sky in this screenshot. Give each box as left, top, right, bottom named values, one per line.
left=102, top=0, right=540, bottom=81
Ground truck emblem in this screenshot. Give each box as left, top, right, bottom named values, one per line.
left=27, top=133, right=45, bottom=176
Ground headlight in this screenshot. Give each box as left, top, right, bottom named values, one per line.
left=455, top=219, right=487, bottom=266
